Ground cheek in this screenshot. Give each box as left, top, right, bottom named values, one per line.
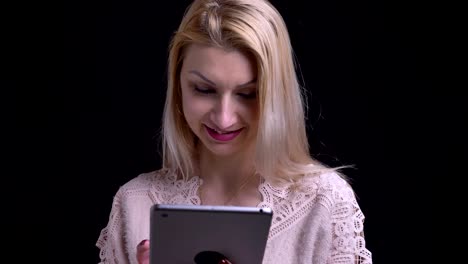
left=182, top=92, right=209, bottom=125
left=242, top=102, right=259, bottom=124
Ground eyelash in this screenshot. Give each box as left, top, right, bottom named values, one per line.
left=194, top=86, right=215, bottom=94
left=194, top=86, right=257, bottom=99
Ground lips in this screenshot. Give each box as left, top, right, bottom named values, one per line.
left=204, top=125, right=243, bottom=142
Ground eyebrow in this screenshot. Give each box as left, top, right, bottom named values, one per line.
left=189, top=70, right=257, bottom=88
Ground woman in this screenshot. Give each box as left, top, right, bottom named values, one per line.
left=96, top=0, right=372, bottom=263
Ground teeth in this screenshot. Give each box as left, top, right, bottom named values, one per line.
left=207, top=125, right=239, bottom=134
left=213, top=128, right=232, bottom=134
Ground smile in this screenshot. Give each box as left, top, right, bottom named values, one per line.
left=204, top=125, right=243, bottom=142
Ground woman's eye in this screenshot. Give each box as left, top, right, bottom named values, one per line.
left=238, top=92, right=257, bottom=99
left=194, top=86, right=215, bottom=94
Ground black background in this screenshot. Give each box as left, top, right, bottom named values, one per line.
left=30, top=0, right=450, bottom=263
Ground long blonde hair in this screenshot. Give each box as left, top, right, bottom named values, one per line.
left=163, top=0, right=337, bottom=185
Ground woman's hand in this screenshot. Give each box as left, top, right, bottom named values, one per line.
left=136, top=239, right=150, bottom=264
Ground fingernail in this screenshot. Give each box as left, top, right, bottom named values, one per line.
left=138, top=239, right=148, bottom=246
left=218, top=260, right=228, bottom=264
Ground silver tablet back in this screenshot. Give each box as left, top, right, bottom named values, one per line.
left=150, top=204, right=273, bottom=264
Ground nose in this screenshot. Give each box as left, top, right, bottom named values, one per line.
left=211, top=96, right=237, bottom=130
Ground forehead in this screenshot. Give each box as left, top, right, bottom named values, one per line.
left=181, top=44, right=256, bottom=85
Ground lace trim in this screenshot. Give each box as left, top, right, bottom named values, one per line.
left=257, top=176, right=322, bottom=239
left=328, top=176, right=372, bottom=264
left=96, top=190, right=123, bottom=264
left=148, top=168, right=202, bottom=205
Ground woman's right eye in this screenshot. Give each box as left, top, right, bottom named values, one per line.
left=194, top=86, right=215, bottom=94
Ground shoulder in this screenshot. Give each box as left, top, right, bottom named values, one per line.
left=312, top=171, right=357, bottom=212
left=97, top=169, right=172, bottom=263
left=116, top=168, right=202, bottom=205
left=266, top=170, right=357, bottom=214
left=316, top=171, right=354, bottom=198
left=312, top=171, right=367, bottom=235
left=114, top=168, right=173, bottom=200
left=259, top=170, right=356, bottom=238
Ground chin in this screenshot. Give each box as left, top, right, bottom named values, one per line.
left=204, top=144, right=241, bottom=157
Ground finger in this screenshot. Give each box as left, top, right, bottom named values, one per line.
left=136, top=239, right=150, bottom=264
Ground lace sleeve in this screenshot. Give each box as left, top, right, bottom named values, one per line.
left=96, top=189, right=129, bottom=264
left=328, top=179, right=372, bottom=264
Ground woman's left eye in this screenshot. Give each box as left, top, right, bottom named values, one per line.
left=194, top=86, right=215, bottom=94
left=238, top=92, right=257, bottom=99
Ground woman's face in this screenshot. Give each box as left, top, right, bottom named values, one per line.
left=180, top=44, right=259, bottom=158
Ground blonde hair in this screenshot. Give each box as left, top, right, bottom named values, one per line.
left=163, top=0, right=338, bottom=185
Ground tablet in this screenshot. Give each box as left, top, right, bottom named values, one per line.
left=150, top=204, right=273, bottom=264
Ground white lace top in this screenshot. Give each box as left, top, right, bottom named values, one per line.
left=96, top=169, right=372, bottom=264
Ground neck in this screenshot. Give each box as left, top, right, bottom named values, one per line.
left=196, top=144, right=259, bottom=190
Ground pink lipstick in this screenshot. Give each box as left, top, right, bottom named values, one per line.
left=205, top=125, right=243, bottom=142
